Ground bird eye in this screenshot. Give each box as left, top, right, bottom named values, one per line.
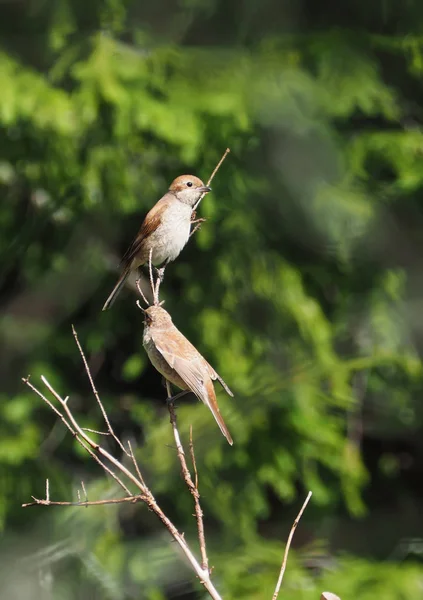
left=186, top=181, right=193, bottom=187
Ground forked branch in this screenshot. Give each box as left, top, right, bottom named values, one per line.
left=22, top=329, right=223, bottom=600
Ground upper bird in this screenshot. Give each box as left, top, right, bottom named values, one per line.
left=142, top=305, right=234, bottom=445
left=102, top=175, right=210, bottom=310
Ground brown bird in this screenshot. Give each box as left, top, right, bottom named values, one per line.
left=102, top=175, right=210, bottom=310
left=142, top=305, right=234, bottom=445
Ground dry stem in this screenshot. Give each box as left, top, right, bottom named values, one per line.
left=272, top=491, right=313, bottom=600
left=71, top=325, right=129, bottom=457
left=193, top=148, right=231, bottom=212
left=167, top=382, right=209, bottom=572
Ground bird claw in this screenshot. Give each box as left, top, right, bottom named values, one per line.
left=190, top=218, right=206, bottom=237
left=166, top=390, right=190, bottom=405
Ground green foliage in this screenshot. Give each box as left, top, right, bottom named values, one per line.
left=1, top=0, right=423, bottom=597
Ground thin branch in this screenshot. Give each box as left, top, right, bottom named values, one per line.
left=22, top=377, right=70, bottom=424
left=189, top=427, right=207, bottom=570
left=72, top=325, right=129, bottom=457
left=82, top=428, right=111, bottom=435
left=127, top=440, right=146, bottom=488
left=136, top=278, right=150, bottom=307
left=272, top=491, right=313, bottom=600
left=78, top=437, right=133, bottom=496
left=23, top=496, right=142, bottom=508
left=189, top=425, right=199, bottom=490
left=148, top=248, right=157, bottom=305
left=193, top=148, right=231, bottom=211
left=81, top=481, right=88, bottom=502
left=41, top=375, right=144, bottom=494
left=167, top=383, right=209, bottom=573
left=23, top=377, right=134, bottom=497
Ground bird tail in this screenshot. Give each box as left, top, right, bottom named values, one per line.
left=205, top=383, right=233, bottom=445
left=102, top=268, right=130, bottom=311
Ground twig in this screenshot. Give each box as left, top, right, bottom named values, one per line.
left=82, top=428, right=111, bottom=435
left=193, top=148, right=230, bottom=211
left=272, top=491, right=313, bottom=600
left=127, top=440, right=146, bottom=488
left=81, top=481, right=88, bottom=502
left=189, top=425, right=199, bottom=490
left=72, top=325, right=129, bottom=457
left=167, top=383, right=209, bottom=573
left=136, top=278, right=150, bottom=307
left=23, top=496, right=141, bottom=508
left=146, top=251, right=162, bottom=306
left=23, top=377, right=133, bottom=496
left=148, top=248, right=157, bottom=305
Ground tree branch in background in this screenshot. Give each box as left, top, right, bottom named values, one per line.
left=21, top=329, right=223, bottom=600
left=272, top=490, right=313, bottom=600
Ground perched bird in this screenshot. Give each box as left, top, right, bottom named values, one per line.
left=142, top=305, right=234, bottom=445
left=102, top=175, right=210, bottom=310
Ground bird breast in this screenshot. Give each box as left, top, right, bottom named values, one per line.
left=149, top=201, right=192, bottom=265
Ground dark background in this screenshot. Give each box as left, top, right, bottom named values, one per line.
left=1, top=0, right=423, bottom=597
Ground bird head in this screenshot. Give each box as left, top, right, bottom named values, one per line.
left=169, top=175, right=211, bottom=206
left=143, top=305, right=173, bottom=328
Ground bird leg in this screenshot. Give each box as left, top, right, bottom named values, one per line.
left=165, top=380, right=190, bottom=405
left=166, top=390, right=191, bottom=405
left=155, top=256, right=170, bottom=286
left=190, top=217, right=207, bottom=238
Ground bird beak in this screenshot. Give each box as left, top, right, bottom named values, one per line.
left=197, top=185, right=211, bottom=193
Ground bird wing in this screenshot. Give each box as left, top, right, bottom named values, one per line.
left=204, top=362, right=234, bottom=397
left=120, top=195, right=172, bottom=269
left=152, top=329, right=233, bottom=445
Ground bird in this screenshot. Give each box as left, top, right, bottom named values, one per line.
left=102, top=175, right=211, bottom=310
left=142, top=305, right=234, bottom=445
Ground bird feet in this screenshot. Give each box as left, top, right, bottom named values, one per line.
left=166, top=390, right=190, bottom=405
left=190, top=218, right=207, bottom=238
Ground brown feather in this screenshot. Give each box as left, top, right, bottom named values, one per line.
left=120, top=196, right=173, bottom=270
left=150, top=326, right=233, bottom=445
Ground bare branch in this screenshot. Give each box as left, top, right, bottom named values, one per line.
left=22, top=377, right=70, bottom=425
left=127, top=440, right=146, bottom=488
left=23, top=496, right=141, bottom=508
left=272, top=491, right=313, bottom=600
left=136, top=277, right=150, bottom=307
left=72, top=325, right=129, bottom=457
left=23, top=377, right=134, bottom=497
left=193, top=148, right=231, bottom=211
left=148, top=248, right=156, bottom=304
left=40, top=375, right=145, bottom=494
left=189, top=426, right=199, bottom=490
left=82, top=428, right=111, bottom=436
left=167, top=384, right=209, bottom=573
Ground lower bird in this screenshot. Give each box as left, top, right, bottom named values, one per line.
left=142, top=305, right=233, bottom=445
